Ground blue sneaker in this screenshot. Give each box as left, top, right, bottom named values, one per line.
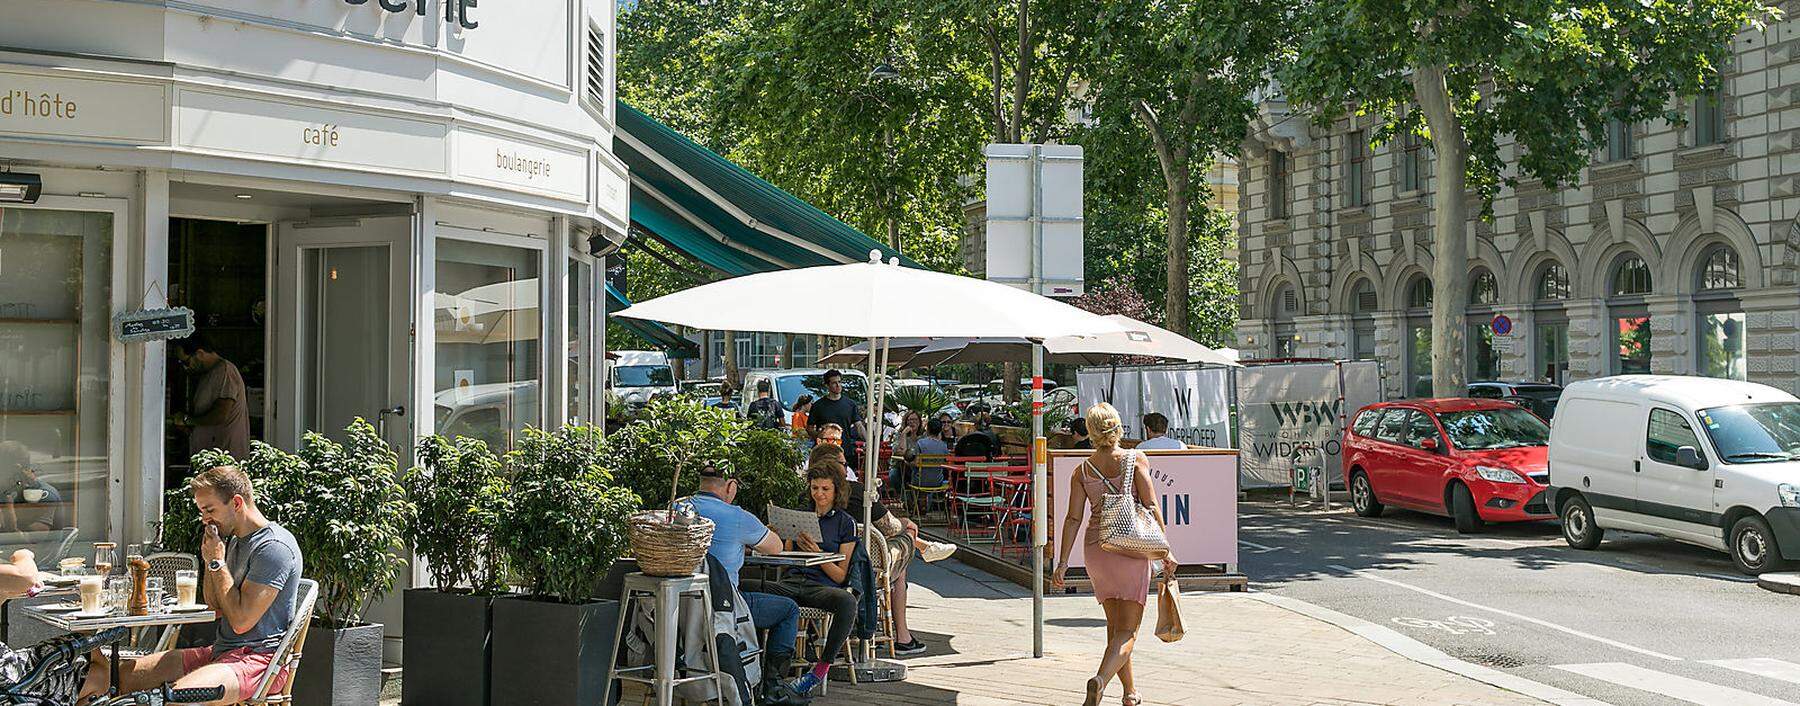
left=789, top=673, right=821, bottom=696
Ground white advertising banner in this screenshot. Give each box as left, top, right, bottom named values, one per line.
left=1076, top=368, right=1141, bottom=440
left=1235, top=362, right=1376, bottom=489
left=1140, top=367, right=1232, bottom=449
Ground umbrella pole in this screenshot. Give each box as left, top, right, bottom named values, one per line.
left=1031, top=343, right=1045, bottom=659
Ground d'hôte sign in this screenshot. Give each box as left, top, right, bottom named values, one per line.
left=342, top=0, right=480, bottom=30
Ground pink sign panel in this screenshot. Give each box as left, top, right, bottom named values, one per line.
left=1049, top=450, right=1239, bottom=570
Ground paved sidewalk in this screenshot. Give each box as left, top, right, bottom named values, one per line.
left=823, top=559, right=1548, bottom=706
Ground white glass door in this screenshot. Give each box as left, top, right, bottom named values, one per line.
left=273, top=217, right=412, bottom=454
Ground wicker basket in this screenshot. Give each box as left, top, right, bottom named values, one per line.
left=627, top=510, right=716, bottom=577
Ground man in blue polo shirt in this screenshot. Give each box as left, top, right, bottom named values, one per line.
left=682, top=463, right=811, bottom=705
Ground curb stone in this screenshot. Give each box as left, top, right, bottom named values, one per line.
left=1243, top=592, right=1608, bottom=706
left=1757, top=572, right=1800, bottom=595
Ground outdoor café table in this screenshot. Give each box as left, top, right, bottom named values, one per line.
left=23, top=604, right=217, bottom=694
left=743, top=552, right=845, bottom=581
left=0, top=583, right=78, bottom=643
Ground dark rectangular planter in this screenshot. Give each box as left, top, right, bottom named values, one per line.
left=490, top=596, right=620, bottom=706
left=292, top=621, right=384, bottom=706
left=402, top=589, right=497, bottom=706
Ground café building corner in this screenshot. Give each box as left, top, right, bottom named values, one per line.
left=0, top=0, right=630, bottom=659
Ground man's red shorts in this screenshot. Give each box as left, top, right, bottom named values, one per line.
left=178, top=646, right=291, bottom=696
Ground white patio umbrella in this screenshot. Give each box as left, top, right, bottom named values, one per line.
left=1045, top=315, right=1241, bottom=367
left=617, top=252, right=1126, bottom=662
left=815, top=338, right=934, bottom=367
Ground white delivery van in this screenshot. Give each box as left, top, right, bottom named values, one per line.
left=609, top=350, right=677, bottom=410
left=1547, top=375, right=1800, bottom=574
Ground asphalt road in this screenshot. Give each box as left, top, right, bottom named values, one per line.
left=1237, top=496, right=1800, bottom=706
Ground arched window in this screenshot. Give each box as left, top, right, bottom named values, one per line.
left=1404, top=275, right=1433, bottom=396
left=1611, top=255, right=1652, bottom=296
left=1349, top=278, right=1377, bottom=360
left=1608, top=254, right=1652, bottom=373
left=1468, top=268, right=1499, bottom=306
left=1350, top=278, right=1378, bottom=313
left=1406, top=276, right=1434, bottom=309
left=1532, top=260, right=1571, bottom=384
left=1536, top=262, right=1570, bottom=301
left=1271, top=282, right=1299, bottom=321
left=1271, top=281, right=1298, bottom=357
left=1698, top=246, right=1742, bottom=291
left=1695, top=245, right=1746, bottom=380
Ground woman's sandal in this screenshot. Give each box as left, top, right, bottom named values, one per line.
left=1122, top=693, right=1143, bottom=706
left=1083, top=678, right=1103, bottom=706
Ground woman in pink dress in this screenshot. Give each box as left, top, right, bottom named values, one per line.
left=1052, top=402, right=1177, bottom=706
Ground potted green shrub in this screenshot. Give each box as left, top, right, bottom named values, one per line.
left=490, top=425, right=639, bottom=706
left=182, top=421, right=411, bottom=706
left=400, top=435, right=508, bottom=706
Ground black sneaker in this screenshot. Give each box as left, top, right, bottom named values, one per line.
left=893, top=638, right=927, bottom=656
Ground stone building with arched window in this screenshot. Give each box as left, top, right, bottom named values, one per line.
left=1235, top=10, right=1800, bottom=398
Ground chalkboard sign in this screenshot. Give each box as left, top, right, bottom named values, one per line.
left=115, top=307, right=195, bottom=343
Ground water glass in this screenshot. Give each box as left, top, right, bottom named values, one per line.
left=106, top=577, right=131, bottom=612
left=145, top=578, right=166, bottom=615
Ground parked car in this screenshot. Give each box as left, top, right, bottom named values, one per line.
left=1468, top=380, right=1563, bottom=421
left=1343, top=398, right=1555, bottom=533
left=609, top=350, right=677, bottom=410
left=1547, top=375, right=1800, bottom=574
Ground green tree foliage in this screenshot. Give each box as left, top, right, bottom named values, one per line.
left=175, top=420, right=412, bottom=627
left=602, top=395, right=808, bottom=519
left=730, top=429, right=809, bottom=519
left=405, top=435, right=509, bottom=595
left=1051, top=0, right=1283, bottom=337
left=493, top=426, right=640, bottom=602
left=1283, top=0, right=1775, bottom=395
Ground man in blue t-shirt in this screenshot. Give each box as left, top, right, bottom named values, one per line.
left=680, top=464, right=812, bottom=705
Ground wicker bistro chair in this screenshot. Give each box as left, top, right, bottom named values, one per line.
left=244, top=578, right=319, bottom=705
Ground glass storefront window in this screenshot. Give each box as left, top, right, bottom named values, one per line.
left=0, top=207, right=111, bottom=560
left=1615, top=316, right=1653, bottom=374
left=1466, top=321, right=1499, bottom=381
left=1408, top=324, right=1432, bottom=397
left=568, top=258, right=595, bottom=423
left=435, top=239, right=541, bottom=453
left=1535, top=322, right=1569, bottom=384
left=1351, top=321, right=1375, bottom=361
left=1698, top=312, right=1747, bottom=381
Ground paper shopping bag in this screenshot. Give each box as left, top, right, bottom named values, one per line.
left=1155, top=576, right=1184, bottom=643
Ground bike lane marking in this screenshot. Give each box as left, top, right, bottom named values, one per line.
left=1327, top=564, right=1683, bottom=662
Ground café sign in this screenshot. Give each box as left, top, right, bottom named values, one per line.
left=338, top=0, right=481, bottom=29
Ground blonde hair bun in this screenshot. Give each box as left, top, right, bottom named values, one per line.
left=1085, top=402, right=1125, bottom=448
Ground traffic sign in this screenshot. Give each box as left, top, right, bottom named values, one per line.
left=1491, top=314, right=1513, bottom=336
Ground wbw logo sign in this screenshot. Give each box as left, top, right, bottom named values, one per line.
left=1269, top=400, right=1340, bottom=428
left=1170, top=387, right=1193, bottom=421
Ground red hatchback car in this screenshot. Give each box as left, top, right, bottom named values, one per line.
left=1342, top=399, right=1554, bottom=532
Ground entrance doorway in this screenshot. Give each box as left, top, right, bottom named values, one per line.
left=164, top=218, right=269, bottom=489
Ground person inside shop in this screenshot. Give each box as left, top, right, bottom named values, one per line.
left=807, top=370, right=863, bottom=469
left=172, top=334, right=252, bottom=460
left=83, top=465, right=304, bottom=705
left=5, top=460, right=65, bottom=533
left=1067, top=417, right=1093, bottom=450
left=1136, top=413, right=1185, bottom=450
left=678, top=464, right=814, bottom=705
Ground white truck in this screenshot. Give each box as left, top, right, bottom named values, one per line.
left=609, top=350, right=678, bottom=410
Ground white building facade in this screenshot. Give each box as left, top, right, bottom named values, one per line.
left=0, top=0, right=626, bottom=654
left=1236, top=15, right=1800, bottom=400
